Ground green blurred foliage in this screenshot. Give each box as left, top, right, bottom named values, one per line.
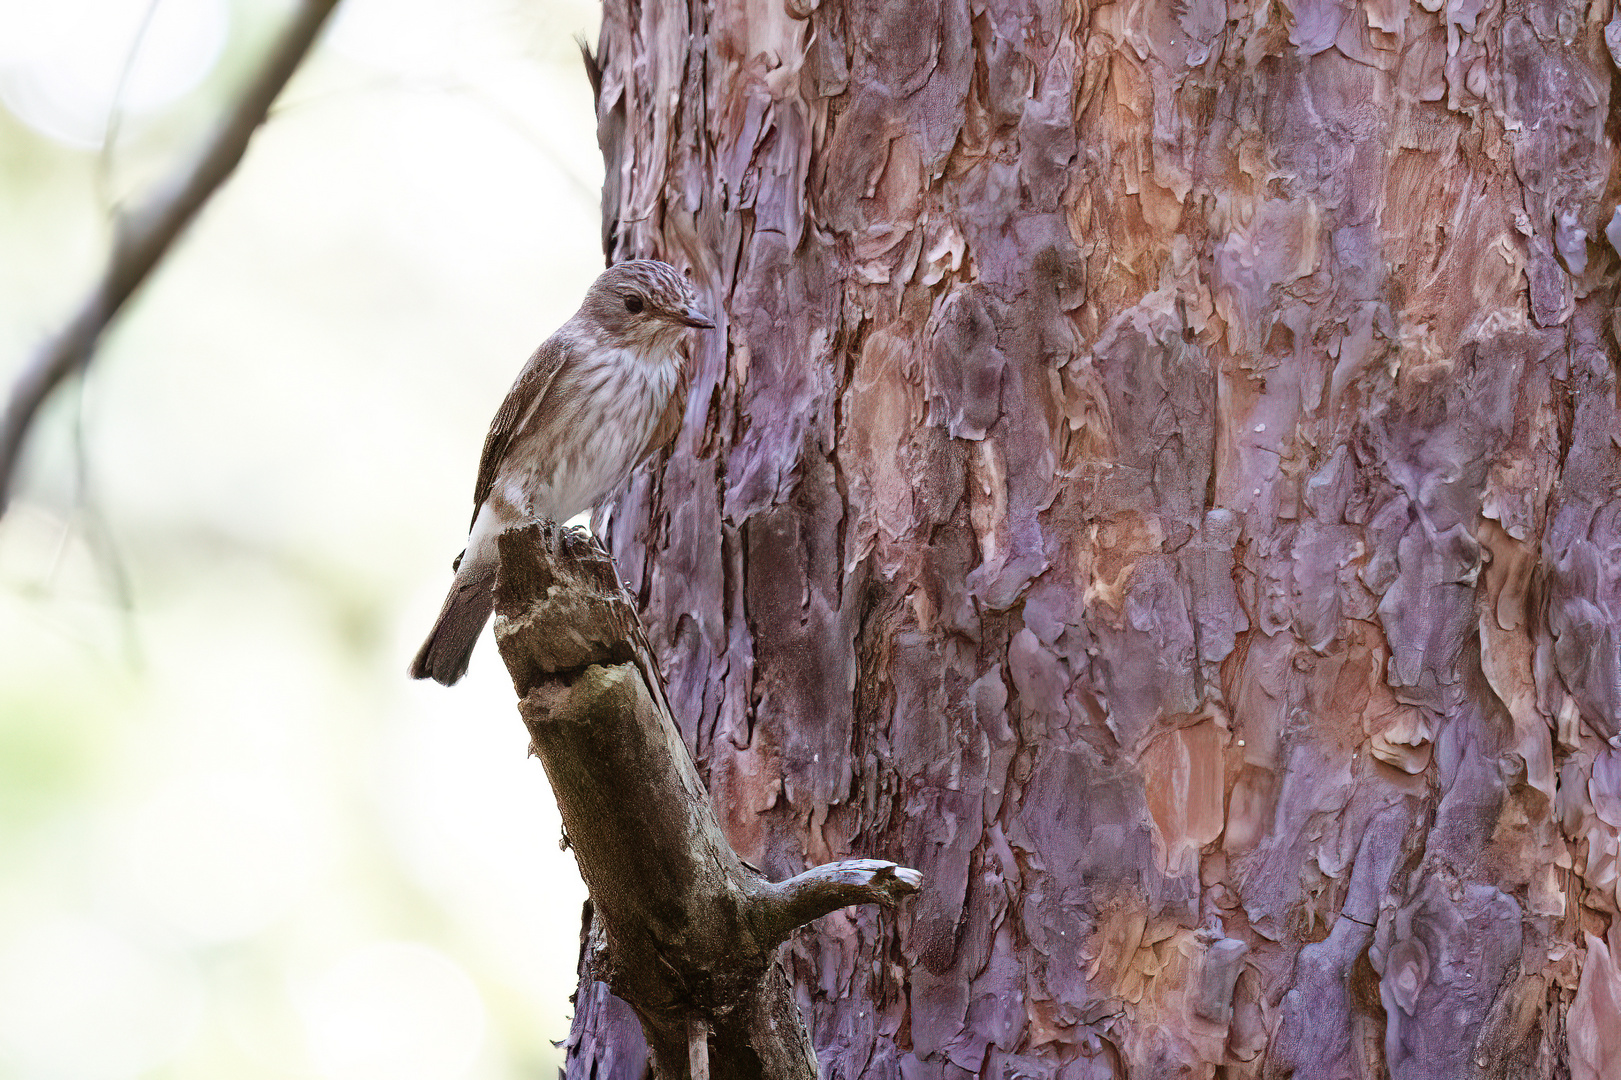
left=0, top=1, right=603, bottom=1076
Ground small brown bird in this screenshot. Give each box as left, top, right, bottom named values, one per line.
left=410, top=260, right=713, bottom=685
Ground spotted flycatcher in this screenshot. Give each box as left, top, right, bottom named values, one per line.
left=409, top=259, right=713, bottom=685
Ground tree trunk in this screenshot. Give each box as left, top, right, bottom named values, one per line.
left=578, top=1, right=1621, bottom=1077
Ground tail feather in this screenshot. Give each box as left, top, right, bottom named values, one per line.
left=409, top=566, right=496, bottom=686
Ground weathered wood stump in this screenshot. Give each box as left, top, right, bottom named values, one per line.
left=493, top=523, right=921, bottom=1079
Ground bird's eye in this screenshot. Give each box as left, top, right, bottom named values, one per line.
left=624, top=295, right=645, bottom=314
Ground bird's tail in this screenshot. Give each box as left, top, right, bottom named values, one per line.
left=409, top=564, right=496, bottom=686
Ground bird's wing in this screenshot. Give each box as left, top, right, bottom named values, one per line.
left=468, top=335, right=572, bottom=531
left=636, top=362, right=689, bottom=465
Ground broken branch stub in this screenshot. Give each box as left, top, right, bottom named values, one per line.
left=492, top=523, right=921, bottom=1079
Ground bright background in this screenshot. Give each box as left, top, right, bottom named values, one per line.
left=0, top=0, right=601, bottom=1076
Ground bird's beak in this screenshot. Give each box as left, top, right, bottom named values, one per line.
left=676, top=305, right=715, bottom=329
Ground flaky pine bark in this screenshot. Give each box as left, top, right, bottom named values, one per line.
left=581, top=2, right=1621, bottom=1078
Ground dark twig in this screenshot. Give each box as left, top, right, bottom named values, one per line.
left=753, top=859, right=924, bottom=949
left=0, top=0, right=342, bottom=517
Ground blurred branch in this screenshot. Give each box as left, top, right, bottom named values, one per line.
left=0, top=0, right=343, bottom=519
left=96, top=0, right=164, bottom=210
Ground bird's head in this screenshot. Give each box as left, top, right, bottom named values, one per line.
left=579, top=259, right=714, bottom=352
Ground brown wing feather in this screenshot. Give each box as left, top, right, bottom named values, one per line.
left=468, top=336, right=572, bottom=530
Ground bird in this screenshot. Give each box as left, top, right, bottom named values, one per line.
left=409, top=259, right=714, bottom=686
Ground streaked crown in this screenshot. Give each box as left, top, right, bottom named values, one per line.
left=578, top=259, right=713, bottom=348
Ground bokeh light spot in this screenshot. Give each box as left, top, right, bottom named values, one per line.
left=123, top=772, right=327, bottom=942
left=0, top=919, right=200, bottom=1079
left=302, top=942, right=486, bottom=1080
left=0, top=0, right=228, bottom=147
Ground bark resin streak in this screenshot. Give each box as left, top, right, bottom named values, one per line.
left=583, top=1, right=1621, bottom=1077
